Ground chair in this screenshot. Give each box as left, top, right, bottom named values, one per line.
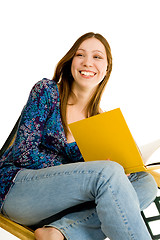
left=141, top=188, right=160, bottom=240
left=0, top=113, right=160, bottom=239
left=0, top=213, right=34, bottom=240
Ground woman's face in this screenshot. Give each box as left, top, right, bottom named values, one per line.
left=71, top=37, right=108, bottom=91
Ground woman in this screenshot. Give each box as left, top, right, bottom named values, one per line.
left=0, top=32, right=157, bottom=240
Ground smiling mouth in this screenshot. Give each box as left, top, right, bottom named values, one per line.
left=79, top=71, right=96, bottom=77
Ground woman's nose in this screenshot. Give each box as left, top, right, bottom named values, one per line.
left=83, top=56, right=93, bottom=67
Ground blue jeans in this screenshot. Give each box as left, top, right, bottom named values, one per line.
left=2, top=161, right=157, bottom=240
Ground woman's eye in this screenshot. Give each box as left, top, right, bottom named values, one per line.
left=76, top=53, right=84, bottom=57
left=94, top=55, right=102, bottom=59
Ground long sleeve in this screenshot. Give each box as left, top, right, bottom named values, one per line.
left=12, top=79, right=62, bottom=169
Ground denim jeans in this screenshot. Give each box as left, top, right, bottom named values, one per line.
left=2, top=161, right=158, bottom=240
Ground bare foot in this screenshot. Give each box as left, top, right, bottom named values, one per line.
left=34, top=227, right=65, bottom=240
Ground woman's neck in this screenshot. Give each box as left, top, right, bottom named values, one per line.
left=69, top=84, right=96, bottom=110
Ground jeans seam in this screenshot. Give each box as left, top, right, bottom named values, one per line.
left=58, top=210, right=96, bottom=231
left=47, top=210, right=97, bottom=240
left=107, top=179, right=136, bottom=240
left=14, top=169, right=104, bottom=183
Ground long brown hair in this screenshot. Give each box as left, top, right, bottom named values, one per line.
left=52, top=32, right=112, bottom=136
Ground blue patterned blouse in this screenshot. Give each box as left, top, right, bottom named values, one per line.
left=0, top=78, right=83, bottom=210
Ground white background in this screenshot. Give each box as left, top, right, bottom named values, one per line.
left=0, top=0, right=160, bottom=239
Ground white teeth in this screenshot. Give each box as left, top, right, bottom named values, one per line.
left=80, top=71, right=95, bottom=76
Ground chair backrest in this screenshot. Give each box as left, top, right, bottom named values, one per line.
left=141, top=188, right=160, bottom=240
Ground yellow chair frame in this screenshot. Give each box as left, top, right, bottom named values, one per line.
left=0, top=213, right=34, bottom=239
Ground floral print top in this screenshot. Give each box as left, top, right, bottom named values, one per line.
left=0, top=78, right=83, bottom=210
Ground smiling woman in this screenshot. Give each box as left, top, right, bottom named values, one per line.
left=67, top=37, right=109, bottom=142
left=71, top=38, right=108, bottom=89
left=0, top=32, right=157, bottom=240
left=54, top=32, right=112, bottom=138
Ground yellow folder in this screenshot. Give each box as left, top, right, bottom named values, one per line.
left=69, top=108, right=160, bottom=186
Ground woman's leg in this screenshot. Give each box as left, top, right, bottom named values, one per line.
left=42, top=171, right=157, bottom=240
left=128, top=171, right=157, bottom=210
left=2, top=161, right=157, bottom=240
left=42, top=207, right=106, bottom=240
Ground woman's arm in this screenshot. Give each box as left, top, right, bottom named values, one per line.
left=12, top=79, right=61, bottom=168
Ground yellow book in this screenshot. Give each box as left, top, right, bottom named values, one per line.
left=69, top=108, right=160, bottom=187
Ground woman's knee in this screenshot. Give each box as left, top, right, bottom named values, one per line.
left=98, top=160, right=125, bottom=175
left=141, top=172, right=158, bottom=202
left=88, top=160, right=125, bottom=182
left=130, top=171, right=158, bottom=210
